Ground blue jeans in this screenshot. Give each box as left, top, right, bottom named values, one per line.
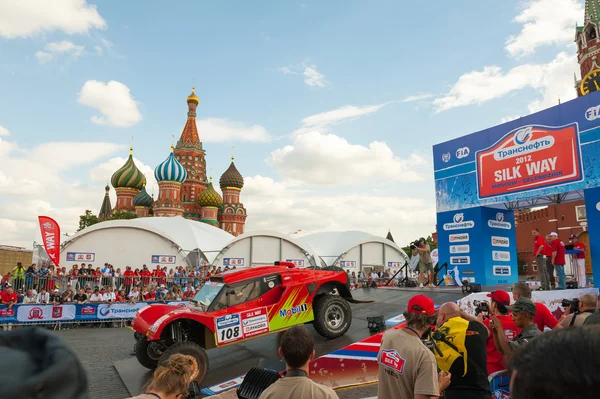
left=555, top=265, right=566, bottom=289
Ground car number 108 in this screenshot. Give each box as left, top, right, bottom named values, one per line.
left=220, top=326, right=241, bottom=342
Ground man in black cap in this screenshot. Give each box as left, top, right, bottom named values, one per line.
left=490, top=298, right=542, bottom=358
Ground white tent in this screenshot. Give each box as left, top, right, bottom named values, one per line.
left=297, top=231, right=409, bottom=274
left=211, top=230, right=321, bottom=268
left=60, top=217, right=233, bottom=269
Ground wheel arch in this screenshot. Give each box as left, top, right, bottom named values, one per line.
left=155, top=317, right=217, bottom=350
left=313, top=280, right=352, bottom=301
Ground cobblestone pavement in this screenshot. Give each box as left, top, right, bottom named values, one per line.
left=54, top=326, right=133, bottom=399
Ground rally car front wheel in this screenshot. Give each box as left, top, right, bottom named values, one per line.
left=159, top=342, right=210, bottom=385
left=135, top=337, right=161, bottom=369
left=313, top=294, right=352, bottom=339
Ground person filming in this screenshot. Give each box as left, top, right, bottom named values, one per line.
left=559, top=294, right=598, bottom=327
left=259, top=325, right=338, bottom=399
left=481, top=290, right=519, bottom=375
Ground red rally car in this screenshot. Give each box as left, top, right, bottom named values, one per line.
left=131, top=262, right=360, bottom=384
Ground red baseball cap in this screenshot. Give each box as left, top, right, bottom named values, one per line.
left=487, top=290, right=510, bottom=306
left=407, top=294, right=435, bottom=315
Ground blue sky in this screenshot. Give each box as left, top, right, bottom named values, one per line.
left=0, top=0, right=586, bottom=248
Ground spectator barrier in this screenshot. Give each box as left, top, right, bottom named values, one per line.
left=0, top=301, right=190, bottom=325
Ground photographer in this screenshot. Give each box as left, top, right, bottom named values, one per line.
left=512, top=282, right=561, bottom=331
left=416, top=238, right=433, bottom=287
left=559, top=293, right=598, bottom=327
left=490, top=298, right=541, bottom=359
left=259, top=326, right=338, bottom=399
left=377, top=294, right=451, bottom=399
left=481, top=290, right=519, bottom=375
left=435, top=303, right=491, bottom=399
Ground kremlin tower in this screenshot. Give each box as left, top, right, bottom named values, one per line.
left=111, top=147, right=145, bottom=212
left=575, top=1, right=600, bottom=96
left=100, top=88, right=247, bottom=236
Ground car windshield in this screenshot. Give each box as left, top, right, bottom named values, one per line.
left=192, top=281, right=224, bottom=308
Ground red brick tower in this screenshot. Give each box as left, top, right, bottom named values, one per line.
left=174, top=88, right=207, bottom=219
left=218, top=157, right=247, bottom=236
left=575, top=1, right=600, bottom=96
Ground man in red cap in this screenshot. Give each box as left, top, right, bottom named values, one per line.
left=482, top=290, right=520, bottom=375
left=377, top=294, right=451, bottom=399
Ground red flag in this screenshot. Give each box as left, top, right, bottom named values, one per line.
left=38, top=216, right=61, bottom=266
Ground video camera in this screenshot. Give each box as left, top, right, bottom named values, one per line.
left=473, top=300, right=490, bottom=318
left=561, top=298, right=580, bottom=314
left=410, top=239, right=420, bottom=250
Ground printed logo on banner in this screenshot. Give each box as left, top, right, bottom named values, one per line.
left=81, top=306, right=96, bottom=315
left=151, top=255, right=176, bottom=264
left=241, top=308, right=270, bottom=338
left=476, top=124, right=584, bottom=199
left=52, top=306, right=63, bottom=319
left=456, top=147, right=470, bottom=159
left=285, top=259, right=304, bottom=267
left=388, top=262, right=403, bottom=268
left=380, top=349, right=406, bottom=374
left=29, top=307, right=44, bottom=320
left=493, top=266, right=512, bottom=276
left=442, top=152, right=451, bottom=163
left=0, top=308, right=15, bottom=317
left=339, top=261, right=356, bottom=268
left=279, top=303, right=308, bottom=318
left=215, top=313, right=242, bottom=344
left=450, top=256, right=470, bottom=265
left=492, top=236, right=510, bottom=247
left=450, top=244, right=470, bottom=254
left=66, top=252, right=95, bottom=262
left=585, top=105, right=600, bottom=121
left=449, top=233, right=469, bottom=242
left=492, top=251, right=511, bottom=262
left=488, top=212, right=512, bottom=229
left=443, top=213, right=475, bottom=230
left=223, top=258, right=244, bottom=267
left=97, top=303, right=148, bottom=319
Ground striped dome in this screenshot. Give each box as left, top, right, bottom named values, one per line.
left=133, top=185, right=153, bottom=207
left=154, top=147, right=187, bottom=183
left=219, top=157, right=244, bottom=189
left=111, top=149, right=145, bottom=190
left=197, top=179, right=223, bottom=207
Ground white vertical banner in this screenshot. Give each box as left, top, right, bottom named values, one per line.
left=17, top=305, right=76, bottom=322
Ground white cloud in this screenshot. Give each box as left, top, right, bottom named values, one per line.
left=500, top=115, right=520, bottom=124
left=267, top=130, right=428, bottom=185
left=94, top=46, right=103, bottom=55
left=243, top=176, right=436, bottom=244
left=78, top=80, right=142, bottom=127
left=0, top=136, right=125, bottom=247
left=505, top=0, right=583, bottom=58
left=196, top=118, right=271, bottom=143
left=35, top=40, right=85, bottom=64
left=303, top=65, right=327, bottom=87
left=403, top=94, right=435, bottom=102
left=0, top=124, right=10, bottom=136
left=433, top=52, right=577, bottom=113
left=0, top=0, right=106, bottom=39
left=294, top=103, right=388, bottom=136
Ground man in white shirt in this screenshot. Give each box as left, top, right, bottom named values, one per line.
left=23, top=289, right=37, bottom=304
left=36, top=288, right=50, bottom=304
left=102, top=287, right=116, bottom=302
left=128, top=286, right=140, bottom=303
left=89, top=288, right=104, bottom=302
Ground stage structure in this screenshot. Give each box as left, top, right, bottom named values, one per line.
left=433, top=91, right=600, bottom=286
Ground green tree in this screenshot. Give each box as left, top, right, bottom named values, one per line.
left=78, top=210, right=100, bottom=231
left=110, top=210, right=138, bottom=220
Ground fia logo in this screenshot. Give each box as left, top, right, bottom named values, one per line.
left=453, top=213, right=464, bottom=223
left=496, top=212, right=504, bottom=222
left=586, top=105, right=600, bottom=121
left=456, top=147, right=470, bottom=159
left=442, top=152, right=451, bottom=163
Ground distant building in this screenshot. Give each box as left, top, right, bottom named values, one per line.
left=0, top=245, right=33, bottom=276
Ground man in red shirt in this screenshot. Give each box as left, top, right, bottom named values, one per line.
left=549, top=232, right=566, bottom=290
left=571, top=234, right=587, bottom=288
left=141, top=264, right=152, bottom=286
left=512, top=282, right=561, bottom=331
left=123, top=266, right=134, bottom=293
left=543, top=235, right=555, bottom=290
left=532, top=228, right=550, bottom=290
left=483, top=290, right=520, bottom=375
left=1, top=285, right=18, bottom=309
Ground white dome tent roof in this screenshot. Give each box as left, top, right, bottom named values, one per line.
left=60, top=217, right=233, bottom=267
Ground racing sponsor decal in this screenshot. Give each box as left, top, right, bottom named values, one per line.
left=379, top=349, right=406, bottom=374
left=241, top=307, right=270, bottom=338
left=476, top=124, right=583, bottom=199
left=491, top=236, right=510, bottom=247
left=443, top=213, right=475, bottom=230
left=450, top=256, right=470, bottom=265
left=492, top=251, right=511, bottom=262
left=215, top=313, right=242, bottom=345
left=493, top=266, right=511, bottom=276
left=449, top=233, right=469, bottom=242
left=279, top=303, right=308, bottom=318
left=450, top=244, right=470, bottom=254
left=268, top=286, right=314, bottom=331
left=488, top=212, right=512, bottom=229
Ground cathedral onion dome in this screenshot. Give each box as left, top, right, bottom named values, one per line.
left=154, top=146, right=187, bottom=183
left=133, top=185, right=153, bottom=208
left=186, top=87, right=199, bottom=104
left=219, top=157, right=244, bottom=189
left=197, top=178, right=223, bottom=207
left=111, top=147, right=145, bottom=190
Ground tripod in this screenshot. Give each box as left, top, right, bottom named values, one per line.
left=385, top=263, right=413, bottom=287
left=433, top=262, right=448, bottom=287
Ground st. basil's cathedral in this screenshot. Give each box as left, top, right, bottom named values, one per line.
left=98, top=88, right=247, bottom=236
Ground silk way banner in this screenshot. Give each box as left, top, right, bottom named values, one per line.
left=38, top=216, right=61, bottom=266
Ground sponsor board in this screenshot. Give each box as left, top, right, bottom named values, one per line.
left=151, top=255, right=176, bottom=264
left=450, top=256, right=470, bottom=265
left=387, top=261, right=403, bottom=268
left=450, top=244, right=470, bottom=254
left=492, top=251, right=511, bottom=262
left=223, top=258, right=244, bottom=267
left=493, top=266, right=512, bottom=276
left=241, top=307, right=269, bottom=338
left=491, top=236, right=510, bottom=247
left=66, top=252, right=95, bottom=262
left=488, top=212, right=512, bottom=229
left=443, top=213, right=475, bottom=230
left=97, top=303, right=148, bottom=319
left=285, top=259, right=304, bottom=267
left=339, top=260, right=356, bottom=268
left=449, top=233, right=469, bottom=242
left=476, top=124, right=583, bottom=199
left=16, top=304, right=76, bottom=322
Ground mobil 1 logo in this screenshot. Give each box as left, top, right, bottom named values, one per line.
left=215, top=313, right=242, bottom=345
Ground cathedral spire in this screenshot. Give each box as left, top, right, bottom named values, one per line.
left=98, top=184, right=112, bottom=219
left=176, top=87, right=202, bottom=150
